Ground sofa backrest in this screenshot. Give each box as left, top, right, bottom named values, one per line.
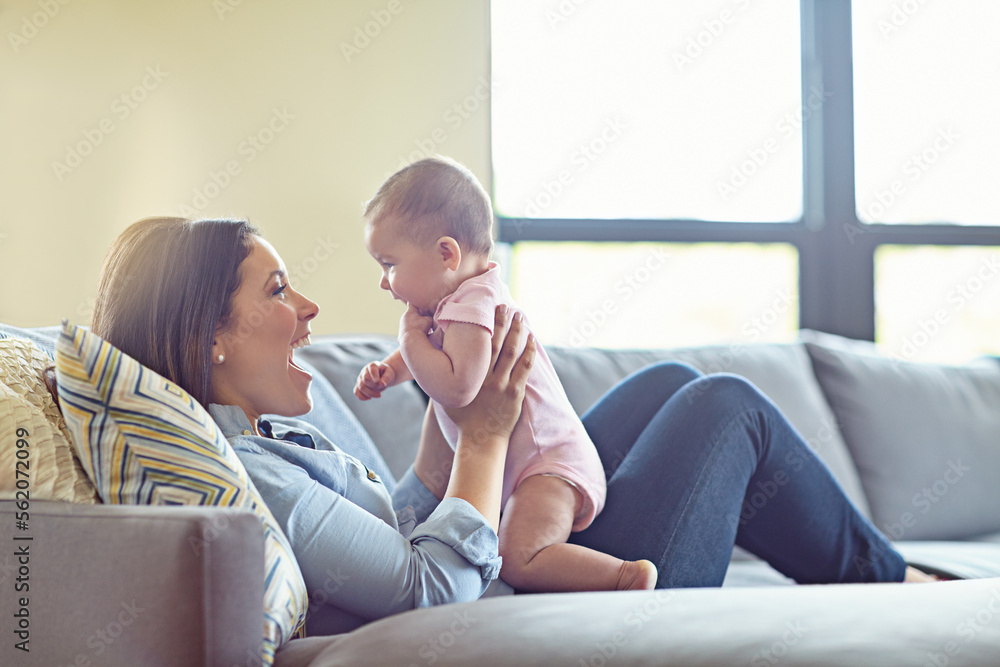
left=9, top=321, right=1000, bottom=543
left=303, top=332, right=1000, bottom=543
left=800, top=330, right=1000, bottom=541
left=300, top=333, right=872, bottom=520
left=544, top=341, right=871, bottom=519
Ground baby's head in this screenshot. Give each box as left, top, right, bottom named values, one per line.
left=364, top=156, right=494, bottom=314
left=365, top=156, right=494, bottom=255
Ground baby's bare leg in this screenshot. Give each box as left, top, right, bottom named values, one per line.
left=498, top=475, right=656, bottom=592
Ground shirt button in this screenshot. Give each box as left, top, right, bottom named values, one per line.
left=242, top=429, right=252, bottom=436
left=367, top=470, right=378, bottom=481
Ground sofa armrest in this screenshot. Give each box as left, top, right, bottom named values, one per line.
left=0, top=500, right=264, bottom=667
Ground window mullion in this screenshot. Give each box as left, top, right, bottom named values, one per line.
left=798, top=0, right=875, bottom=340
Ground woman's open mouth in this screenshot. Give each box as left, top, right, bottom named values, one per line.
left=289, top=334, right=312, bottom=376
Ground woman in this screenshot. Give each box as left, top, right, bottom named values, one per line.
left=91, top=217, right=931, bottom=635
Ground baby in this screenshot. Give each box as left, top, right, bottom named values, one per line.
left=354, top=156, right=656, bottom=592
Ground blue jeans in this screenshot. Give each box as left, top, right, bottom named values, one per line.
left=569, top=362, right=906, bottom=587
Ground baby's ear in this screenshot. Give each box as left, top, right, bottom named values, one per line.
left=437, top=236, right=462, bottom=270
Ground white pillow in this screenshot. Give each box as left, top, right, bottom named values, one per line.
left=0, top=336, right=98, bottom=504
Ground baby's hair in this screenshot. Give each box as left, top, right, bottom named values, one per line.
left=364, top=156, right=494, bottom=256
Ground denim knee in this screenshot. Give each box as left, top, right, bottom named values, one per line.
left=675, top=372, right=771, bottom=414
left=628, top=360, right=703, bottom=387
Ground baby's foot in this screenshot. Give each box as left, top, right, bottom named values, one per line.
left=616, top=559, right=657, bottom=590
left=903, top=565, right=940, bottom=583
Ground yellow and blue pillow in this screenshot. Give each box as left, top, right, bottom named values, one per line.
left=54, top=321, right=306, bottom=665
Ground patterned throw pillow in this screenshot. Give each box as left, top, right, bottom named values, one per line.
left=55, top=321, right=306, bottom=665
left=0, top=336, right=99, bottom=503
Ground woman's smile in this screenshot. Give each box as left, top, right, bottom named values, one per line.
left=212, top=236, right=320, bottom=422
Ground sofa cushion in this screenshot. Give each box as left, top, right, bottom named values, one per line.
left=297, top=335, right=428, bottom=482
left=0, top=336, right=99, bottom=503
left=0, top=323, right=61, bottom=357
left=273, top=579, right=1000, bottom=667
left=54, top=321, right=306, bottom=665
left=802, top=330, right=1000, bottom=540
left=895, top=541, right=1000, bottom=580
left=545, top=341, right=872, bottom=518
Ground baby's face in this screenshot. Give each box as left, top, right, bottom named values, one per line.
left=365, top=219, right=451, bottom=316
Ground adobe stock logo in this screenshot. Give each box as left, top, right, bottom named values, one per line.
left=716, top=85, right=832, bottom=202
left=339, top=0, right=411, bottom=63
left=51, top=66, right=169, bottom=182
left=8, top=0, right=72, bottom=54
left=567, top=248, right=667, bottom=347
left=521, top=116, right=626, bottom=219
left=860, top=127, right=959, bottom=223
left=177, top=107, right=294, bottom=217
left=673, top=0, right=756, bottom=73
left=894, top=254, right=999, bottom=361
left=390, top=77, right=499, bottom=171
left=877, top=0, right=931, bottom=39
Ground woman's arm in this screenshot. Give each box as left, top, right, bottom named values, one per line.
left=229, top=306, right=534, bottom=627
left=440, top=306, right=534, bottom=532
left=412, top=403, right=454, bottom=501
left=236, top=444, right=500, bottom=622
left=397, top=305, right=534, bottom=531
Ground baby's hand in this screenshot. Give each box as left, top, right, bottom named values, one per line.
left=399, top=304, right=433, bottom=341
left=354, top=361, right=396, bottom=401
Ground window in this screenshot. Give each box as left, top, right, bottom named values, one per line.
left=853, top=1, right=1000, bottom=225
left=508, top=242, right=798, bottom=349
left=875, top=246, right=1000, bottom=362
left=491, top=0, right=803, bottom=222
left=492, top=0, right=1000, bottom=360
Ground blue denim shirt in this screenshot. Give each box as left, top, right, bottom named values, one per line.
left=207, top=404, right=502, bottom=636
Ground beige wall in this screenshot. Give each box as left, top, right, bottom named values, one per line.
left=0, top=0, right=491, bottom=335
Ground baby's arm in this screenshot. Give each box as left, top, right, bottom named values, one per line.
left=354, top=348, right=414, bottom=401
left=398, top=306, right=493, bottom=409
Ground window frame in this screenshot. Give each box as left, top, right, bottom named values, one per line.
left=494, top=0, right=1000, bottom=342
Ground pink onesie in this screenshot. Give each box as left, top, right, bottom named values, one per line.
left=421, top=262, right=606, bottom=531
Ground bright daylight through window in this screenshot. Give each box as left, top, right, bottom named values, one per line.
left=491, top=1, right=802, bottom=222
left=491, top=1, right=802, bottom=348
left=853, top=1, right=1000, bottom=225
left=491, top=1, right=1000, bottom=360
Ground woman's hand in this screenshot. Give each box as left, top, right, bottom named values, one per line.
left=440, top=305, right=535, bottom=531
left=441, top=305, right=534, bottom=441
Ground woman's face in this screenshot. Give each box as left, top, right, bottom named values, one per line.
left=211, top=236, right=319, bottom=426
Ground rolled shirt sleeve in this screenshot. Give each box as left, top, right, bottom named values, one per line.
left=231, top=437, right=501, bottom=632
left=392, top=464, right=444, bottom=526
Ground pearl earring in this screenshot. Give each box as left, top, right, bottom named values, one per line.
left=217, top=354, right=224, bottom=363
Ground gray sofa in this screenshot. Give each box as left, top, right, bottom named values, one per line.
left=3, top=324, right=1000, bottom=666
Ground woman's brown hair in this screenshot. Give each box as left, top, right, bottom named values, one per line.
left=91, top=217, right=259, bottom=407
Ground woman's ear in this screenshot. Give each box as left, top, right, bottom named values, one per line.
left=211, top=333, right=228, bottom=366
left=437, top=236, right=462, bottom=271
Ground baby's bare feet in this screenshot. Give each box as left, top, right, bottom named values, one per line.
left=617, top=559, right=658, bottom=590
